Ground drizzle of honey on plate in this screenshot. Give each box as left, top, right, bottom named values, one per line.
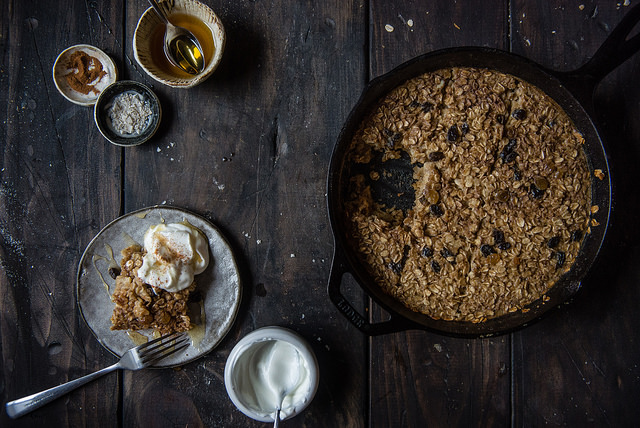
left=127, top=330, right=149, bottom=346
left=150, top=13, right=215, bottom=78
left=188, top=299, right=206, bottom=350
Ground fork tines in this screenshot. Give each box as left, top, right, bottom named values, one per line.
left=138, top=331, right=190, bottom=365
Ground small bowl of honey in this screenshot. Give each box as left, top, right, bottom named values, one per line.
left=133, top=0, right=225, bottom=88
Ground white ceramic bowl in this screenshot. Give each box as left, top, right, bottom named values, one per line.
left=224, top=327, right=319, bottom=423
left=133, top=0, right=225, bottom=88
left=52, top=44, right=117, bottom=105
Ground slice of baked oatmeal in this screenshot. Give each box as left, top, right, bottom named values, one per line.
left=110, top=245, right=195, bottom=335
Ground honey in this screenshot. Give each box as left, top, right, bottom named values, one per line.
left=150, top=13, right=215, bottom=78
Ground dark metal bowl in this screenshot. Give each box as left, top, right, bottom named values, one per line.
left=94, top=80, right=161, bottom=147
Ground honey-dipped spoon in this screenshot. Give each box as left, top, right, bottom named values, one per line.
left=147, top=0, right=205, bottom=75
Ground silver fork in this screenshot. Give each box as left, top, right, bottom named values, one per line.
left=5, top=331, right=189, bottom=419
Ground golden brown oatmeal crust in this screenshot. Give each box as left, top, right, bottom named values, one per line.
left=110, top=244, right=195, bottom=334
left=345, top=67, right=592, bottom=322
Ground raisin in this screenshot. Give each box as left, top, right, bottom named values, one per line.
left=547, top=236, right=561, bottom=248
left=571, top=230, right=583, bottom=242
left=513, top=166, right=522, bottom=181
left=108, top=267, right=121, bottom=279
left=189, top=290, right=203, bottom=302
left=530, top=183, right=545, bottom=199
left=492, top=229, right=505, bottom=244
left=461, top=122, right=470, bottom=135
left=388, top=261, right=403, bottom=274
left=431, top=260, right=441, bottom=273
left=497, top=241, right=511, bottom=251
left=481, top=244, right=495, bottom=257
left=512, top=109, right=527, bottom=120
left=556, top=251, right=566, bottom=269
left=430, top=204, right=444, bottom=217
left=447, top=125, right=460, bottom=142
left=387, top=133, right=402, bottom=148
left=504, top=139, right=517, bottom=153
left=500, top=140, right=517, bottom=163
left=428, top=151, right=445, bottom=161
left=421, top=246, right=434, bottom=258
left=496, top=114, right=507, bottom=125
left=504, top=151, right=518, bottom=164
left=441, top=247, right=455, bottom=260
left=421, top=102, right=434, bottom=113
left=383, top=128, right=402, bottom=147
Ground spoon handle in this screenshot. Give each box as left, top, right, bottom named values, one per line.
left=147, top=0, right=170, bottom=24
left=273, top=408, right=281, bottom=428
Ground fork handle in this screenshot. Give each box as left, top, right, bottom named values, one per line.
left=5, top=362, right=119, bottom=419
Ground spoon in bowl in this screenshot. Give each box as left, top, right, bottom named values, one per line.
left=147, top=0, right=206, bottom=75
left=273, top=382, right=296, bottom=428
left=265, top=345, right=301, bottom=427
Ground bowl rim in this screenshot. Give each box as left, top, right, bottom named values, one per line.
left=93, top=80, right=162, bottom=147
left=223, top=326, right=319, bottom=423
left=133, top=0, right=226, bottom=88
left=52, top=44, right=118, bottom=106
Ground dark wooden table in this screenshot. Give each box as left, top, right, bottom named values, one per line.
left=2, top=1, right=640, bottom=426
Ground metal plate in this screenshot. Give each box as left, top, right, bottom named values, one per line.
left=77, top=206, right=241, bottom=366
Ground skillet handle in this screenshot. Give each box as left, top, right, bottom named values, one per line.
left=559, top=4, right=640, bottom=98
left=328, top=244, right=415, bottom=336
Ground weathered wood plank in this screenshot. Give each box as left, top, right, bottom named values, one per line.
left=3, top=1, right=639, bottom=427
left=120, top=0, right=368, bottom=426
left=0, top=0, right=123, bottom=426
left=367, top=1, right=511, bottom=427
left=512, top=1, right=640, bottom=426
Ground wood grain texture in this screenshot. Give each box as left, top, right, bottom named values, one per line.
left=0, top=0, right=122, bottom=427
left=119, top=0, right=368, bottom=426
left=511, top=2, right=640, bottom=426
left=367, top=1, right=511, bottom=427
left=2, top=0, right=640, bottom=427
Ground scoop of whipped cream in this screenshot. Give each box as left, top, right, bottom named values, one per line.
left=137, top=222, right=209, bottom=292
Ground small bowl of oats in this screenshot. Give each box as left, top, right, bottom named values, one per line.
left=94, top=80, right=161, bottom=146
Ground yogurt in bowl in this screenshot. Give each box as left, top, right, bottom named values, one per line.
left=224, top=327, right=319, bottom=423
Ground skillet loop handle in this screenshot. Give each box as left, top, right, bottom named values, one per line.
left=569, top=4, right=640, bottom=87
left=328, top=244, right=414, bottom=336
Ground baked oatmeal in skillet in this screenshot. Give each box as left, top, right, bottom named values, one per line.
left=345, top=67, right=593, bottom=322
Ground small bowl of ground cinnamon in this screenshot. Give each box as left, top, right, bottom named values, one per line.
left=53, top=44, right=118, bottom=106
left=94, top=80, right=162, bottom=147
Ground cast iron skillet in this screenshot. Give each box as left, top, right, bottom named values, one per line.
left=327, top=5, right=640, bottom=337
